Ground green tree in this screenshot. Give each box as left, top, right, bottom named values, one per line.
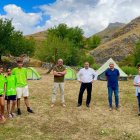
left=134, top=42, right=140, bottom=66
left=36, top=35, right=79, bottom=73
left=0, top=18, right=36, bottom=61
left=89, top=35, right=101, bottom=49
left=47, top=24, right=84, bottom=48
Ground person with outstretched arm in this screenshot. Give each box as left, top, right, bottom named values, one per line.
left=77, top=62, right=98, bottom=107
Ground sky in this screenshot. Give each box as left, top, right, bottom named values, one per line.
left=0, top=0, right=140, bottom=37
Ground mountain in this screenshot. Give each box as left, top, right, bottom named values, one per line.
left=95, top=22, right=125, bottom=39
left=90, top=16, right=140, bottom=64
left=25, top=30, right=48, bottom=45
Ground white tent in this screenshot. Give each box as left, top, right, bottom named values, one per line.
left=96, top=58, right=128, bottom=81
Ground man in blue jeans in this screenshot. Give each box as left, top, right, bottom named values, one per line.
left=105, top=62, right=120, bottom=111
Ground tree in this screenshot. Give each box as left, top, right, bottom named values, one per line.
left=47, top=24, right=85, bottom=48
left=87, top=35, right=101, bottom=50
left=0, top=18, right=36, bottom=62
left=36, top=35, right=78, bottom=73
left=134, top=42, right=140, bottom=66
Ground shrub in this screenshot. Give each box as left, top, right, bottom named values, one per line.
left=121, top=66, right=138, bottom=75
left=2, top=56, right=12, bottom=62
left=90, top=64, right=99, bottom=70
left=119, top=54, right=134, bottom=67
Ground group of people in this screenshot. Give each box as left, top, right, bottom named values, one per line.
left=0, top=58, right=140, bottom=122
left=51, top=59, right=140, bottom=116
left=0, top=59, right=34, bottom=121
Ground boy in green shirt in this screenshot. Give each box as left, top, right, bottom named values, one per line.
left=5, top=67, right=17, bottom=118
left=12, top=59, right=34, bottom=115
left=0, top=65, right=6, bottom=121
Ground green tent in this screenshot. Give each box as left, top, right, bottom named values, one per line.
left=27, top=67, right=41, bottom=80
left=96, top=58, right=128, bottom=81
left=65, top=67, right=77, bottom=80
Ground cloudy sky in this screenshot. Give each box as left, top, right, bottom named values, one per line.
left=0, top=0, right=140, bottom=37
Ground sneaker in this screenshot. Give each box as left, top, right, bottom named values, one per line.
left=77, top=104, right=81, bottom=107
left=8, top=114, right=12, bottom=119
left=109, top=107, right=113, bottom=111
left=51, top=103, right=54, bottom=108
left=11, top=113, right=16, bottom=118
left=27, top=108, right=34, bottom=113
left=62, top=103, right=66, bottom=107
left=17, top=109, right=22, bottom=115
left=1, top=115, right=6, bottom=121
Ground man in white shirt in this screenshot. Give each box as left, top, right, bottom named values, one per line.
left=77, top=62, right=98, bottom=107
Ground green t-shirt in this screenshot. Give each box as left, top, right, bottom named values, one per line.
left=0, top=74, right=6, bottom=95
left=5, top=75, right=16, bottom=96
left=12, top=68, right=27, bottom=87
left=53, top=65, right=66, bottom=82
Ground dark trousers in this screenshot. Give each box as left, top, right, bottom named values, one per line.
left=137, top=93, right=140, bottom=112
left=78, top=83, right=92, bottom=105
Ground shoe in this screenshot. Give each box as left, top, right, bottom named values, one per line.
left=86, top=104, right=90, bottom=108
left=116, top=107, right=120, bottom=111
left=11, top=113, right=16, bottom=118
left=8, top=114, right=12, bottom=118
left=77, top=104, right=81, bottom=107
left=17, top=109, right=22, bottom=115
left=27, top=108, right=34, bottom=113
left=138, top=113, right=140, bottom=116
left=1, top=115, right=6, bottom=121
left=51, top=103, right=54, bottom=108
left=62, top=103, right=66, bottom=107
left=109, top=107, right=113, bottom=111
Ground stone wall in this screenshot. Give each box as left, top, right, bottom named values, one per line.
left=42, top=62, right=82, bottom=71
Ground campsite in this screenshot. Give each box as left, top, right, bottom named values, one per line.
left=0, top=67, right=140, bottom=140
left=1, top=0, right=140, bottom=139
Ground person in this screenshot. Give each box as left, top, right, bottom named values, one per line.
left=5, top=67, right=16, bottom=118
left=0, top=65, right=6, bottom=121
left=77, top=62, right=98, bottom=107
left=12, top=59, right=34, bottom=115
left=105, top=62, right=120, bottom=111
left=133, top=67, right=140, bottom=116
left=51, top=59, right=67, bottom=107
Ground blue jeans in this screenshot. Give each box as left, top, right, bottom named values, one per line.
left=137, top=93, right=140, bottom=112
left=108, top=86, right=119, bottom=107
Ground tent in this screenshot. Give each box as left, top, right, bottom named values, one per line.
left=65, top=67, right=77, bottom=80
left=96, top=58, right=128, bottom=81
left=27, top=67, right=41, bottom=80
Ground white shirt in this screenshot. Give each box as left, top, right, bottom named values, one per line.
left=77, top=67, right=98, bottom=83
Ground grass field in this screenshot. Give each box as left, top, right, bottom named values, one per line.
left=0, top=67, right=140, bottom=140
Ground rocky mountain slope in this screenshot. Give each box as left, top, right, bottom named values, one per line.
left=90, top=16, right=140, bottom=64
left=95, top=22, right=125, bottom=39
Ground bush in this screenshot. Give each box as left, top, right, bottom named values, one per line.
left=119, top=54, right=134, bottom=67
left=121, top=66, right=138, bottom=75
left=2, top=56, right=12, bottom=62
left=90, top=64, right=99, bottom=70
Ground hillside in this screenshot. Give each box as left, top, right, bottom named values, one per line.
left=95, top=22, right=125, bottom=39
left=90, top=16, right=140, bottom=64
left=25, top=30, right=48, bottom=45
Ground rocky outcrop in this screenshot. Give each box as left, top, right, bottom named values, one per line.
left=107, top=22, right=125, bottom=28
left=91, top=33, right=140, bottom=64
left=102, top=16, right=140, bottom=44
